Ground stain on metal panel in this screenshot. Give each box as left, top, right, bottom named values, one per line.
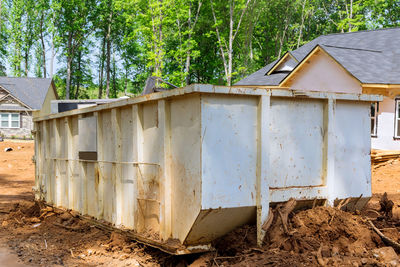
left=269, top=98, right=324, bottom=188
left=201, top=94, right=258, bottom=209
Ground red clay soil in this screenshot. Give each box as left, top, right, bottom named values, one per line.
left=0, top=141, right=194, bottom=266
left=1, top=140, right=400, bottom=266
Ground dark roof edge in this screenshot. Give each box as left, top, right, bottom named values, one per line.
left=321, top=26, right=400, bottom=37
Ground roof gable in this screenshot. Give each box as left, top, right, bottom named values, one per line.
left=280, top=45, right=361, bottom=94
left=0, top=77, right=53, bottom=109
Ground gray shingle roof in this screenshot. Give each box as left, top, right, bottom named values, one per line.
left=235, top=27, right=400, bottom=86
left=0, top=77, right=53, bottom=110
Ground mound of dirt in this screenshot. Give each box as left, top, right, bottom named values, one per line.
left=285, top=206, right=380, bottom=255
left=214, top=206, right=388, bottom=266
left=11, top=201, right=41, bottom=217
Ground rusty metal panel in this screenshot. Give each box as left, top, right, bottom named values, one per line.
left=100, top=110, right=115, bottom=223
left=120, top=107, right=135, bottom=228
left=137, top=102, right=161, bottom=235
left=69, top=116, right=80, bottom=212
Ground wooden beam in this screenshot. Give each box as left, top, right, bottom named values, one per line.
left=362, top=87, right=388, bottom=96
left=362, top=84, right=400, bottom=89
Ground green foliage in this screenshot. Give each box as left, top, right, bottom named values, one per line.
left=0, top=0, right=398, bottom=95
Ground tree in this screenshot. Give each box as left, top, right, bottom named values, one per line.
left=36, top=0, right=50, bottom=78
left=8, top=0, right=24, bottom=76
left=210, top=0, right=253, bottom=86
left=53, top=0, right=95, bottom=99
left=168, top=0, right=202, bottom=86
left=21, top=0, right=37, bottom=76
left=0, top=0, right=7, bottom=75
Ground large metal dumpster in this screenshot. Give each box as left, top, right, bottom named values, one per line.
left=33, top=84, right=381, bottom=254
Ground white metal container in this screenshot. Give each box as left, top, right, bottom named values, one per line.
left=33, top=84, right=381, bottom=254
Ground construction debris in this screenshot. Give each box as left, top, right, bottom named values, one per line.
left=380, top=192, right=394, bottom=218
left=141, top=76, right=177, bottom=95
left=371, top=149, right=400, bottom=165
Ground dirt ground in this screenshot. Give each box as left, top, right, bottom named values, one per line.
left=1, top=140, right=400, bottom=266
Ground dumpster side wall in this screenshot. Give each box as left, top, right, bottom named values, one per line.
left=269, top=98, right=325, bottom=188
left=200, top=94, right=258, bottom=209
left=332, top=101, right=371, bottom=200
left=170, top=94, right=202, bottom=241
left=33, top=85, right=379, bottom=251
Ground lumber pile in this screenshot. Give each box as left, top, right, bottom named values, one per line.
left=371, top=149, right=400, bottom=165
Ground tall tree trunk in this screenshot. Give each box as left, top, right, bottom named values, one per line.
left=112, top=48, right=116, bottom=97
left=98, top=33, right=106, bottom=99
left=297, top=0, right=307, bottom=48
left=124, top=63, right=128, bottom=95
left=150, top=0, right=164, bottom=79
left=74, top=50, right=81, bottom=99
left=50, top=37, right=55, bottom=78
left=24, top=50, right=28, bottom=76
left=210, top=0, right=251, bottom=86
left=184, top=0, right=202, bottom=85
left=66, top=35, right=73, bottom=99
left=66, top=57, right=72, bottom=99
left=185, top=50, right=191, bottom=85
left=105, top=10, right=112, bottom=99
left=227, top=1, right=233, bottom=86
left=277, top=5, right=290, bottom=58
left=348, top=0, right=353, bottom=32
left=40, top=14, right=46, bottom=78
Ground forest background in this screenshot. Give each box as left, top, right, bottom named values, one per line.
left=0, top=0, right=398, bottom=99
